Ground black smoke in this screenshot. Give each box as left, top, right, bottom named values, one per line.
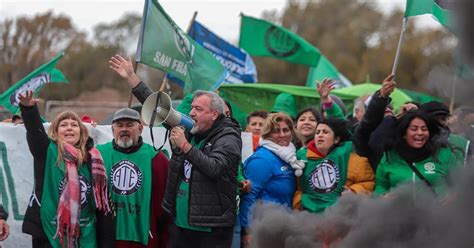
left=249, top=166, right=473, bottom=248
left=247, top=4, right=474, bottom=247
left=457, top=0, right=474, bottom=65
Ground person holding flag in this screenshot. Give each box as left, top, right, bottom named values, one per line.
left=19, top=90, right=114, bottom=248
left=110, top=54, right=242, bottom=247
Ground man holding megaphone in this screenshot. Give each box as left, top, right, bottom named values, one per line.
left=109, top=55, right=243, bottom=248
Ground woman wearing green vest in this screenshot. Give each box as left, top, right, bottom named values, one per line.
left=353, top=75, right=459, bottom=197
left=294, top=118, right=351, bottom=213
left=19, top=90, right=114, bottom=248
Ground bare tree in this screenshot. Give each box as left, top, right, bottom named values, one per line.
left=0, top=11, right=85, bottom=92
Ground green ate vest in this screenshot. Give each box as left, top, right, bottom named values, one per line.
left=41, top=142, right=97, bottom=248
left=97, top=142, right=155, bottom=245
left=175, top=138, right=211, bottom=232
left=297, top=142, right=352, bottom=213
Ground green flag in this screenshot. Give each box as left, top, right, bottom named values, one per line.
left=305, top=56, right=352, bottom=88
left=239, top=14, right=321, bottom=66
left=405, top=0, right=454, bottom=30
left=0, top=53, right=68, bottom=114
left=306, top=56, right=339, bottom=86
left=136, top=0, right=227, bottom=94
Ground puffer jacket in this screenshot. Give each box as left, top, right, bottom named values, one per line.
left=162, top=115, right=242, bottom=227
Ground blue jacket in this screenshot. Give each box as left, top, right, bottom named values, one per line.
left=240, top=146, right=296, bottom=228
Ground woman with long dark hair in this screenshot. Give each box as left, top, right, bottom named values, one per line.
left=294, top=108, right=322, bottom=150
left=353, top=75, right=459, bottom=196
left=374, top=110, right=457, bottom=195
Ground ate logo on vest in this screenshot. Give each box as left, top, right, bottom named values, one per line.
left=183, top=159, right=192, bottom=183
left=110, top=160, right=143, bottom=195
left=308, top=159, right=340, bottom=193
left=58, top=175, right=92, bottom=209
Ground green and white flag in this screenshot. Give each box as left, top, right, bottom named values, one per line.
left=136, top=0, right=228, bottom=94
left=405, top=0, right=454, bottom=30
left=0, top=53, right=68, bottom=114
left=239, top=14, right=321, bottom=66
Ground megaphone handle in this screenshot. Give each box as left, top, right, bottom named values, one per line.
left=149, top=91, right=162, bottom=128
left=149, top=125, right=171, bottom=153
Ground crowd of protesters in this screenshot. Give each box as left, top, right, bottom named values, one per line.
left=0, top=53, right=471, bottom=248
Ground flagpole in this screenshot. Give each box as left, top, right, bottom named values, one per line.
left=391, top=18, right=408, bottom=77
left=449, top=74, right=457, bottom=113
left=159, top=11, right=199, bottom=93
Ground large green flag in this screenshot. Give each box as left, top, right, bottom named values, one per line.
left=405, top=0, right=454, bottom=30
left=136, top=0, right=227, bottom=94
left=0, top=53, right=68, bottom=114
left=239, top=14, right=321, bottom=66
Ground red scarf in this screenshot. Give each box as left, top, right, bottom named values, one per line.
left=307, top=140, right=326, bottom=159
left=55, top=143, right=113, bottom=247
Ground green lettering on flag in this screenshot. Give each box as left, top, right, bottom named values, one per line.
left=239, top=14, right=321, bottom=66
left=0, top=53, right=68, bottom=114
left=405, top=0, right=454, bottom=31
left=136, top=0, right=227, bottom=94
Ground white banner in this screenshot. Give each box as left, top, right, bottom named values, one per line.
left=0, top=123, right=253, bottom=247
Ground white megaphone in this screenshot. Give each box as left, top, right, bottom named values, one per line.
left=141, top=91, right=194, bottom=131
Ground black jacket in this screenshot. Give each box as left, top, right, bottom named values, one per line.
left=353, top=90, right=392, bottom=170
left=162, top=115, right=242, bottom=227
left=0, top=204, right=7, bottom=220
left=20, top=104, right=115, bottom=247
left=132, top=81, right=243, bottom=227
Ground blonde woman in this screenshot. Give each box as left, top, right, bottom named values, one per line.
left=19, top=90, right=114, bottom=248
left=240, top=112, right=304, bottom=246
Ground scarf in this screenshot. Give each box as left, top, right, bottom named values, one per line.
left=396, top=141, right=432, bottom=163
left=260, top=139, right=305, bottom=176
left=307, top=140, right=326, bottom=159
left=54, top=142, right=113, bottom=247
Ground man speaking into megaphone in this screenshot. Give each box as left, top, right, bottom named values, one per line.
left=109, top=54, right=243, bottom=248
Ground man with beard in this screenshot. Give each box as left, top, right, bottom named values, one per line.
left=165, top=91, right=242, bottom=247
left=97, top=108, right=170, bottom=248
left=109, top=54, right=242, bottom=247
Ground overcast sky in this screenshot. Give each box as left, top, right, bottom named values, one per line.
left=0, top=0, right=439, bottom=43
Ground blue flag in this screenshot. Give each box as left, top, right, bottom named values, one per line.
left=168, top=20, right=258, bottom=87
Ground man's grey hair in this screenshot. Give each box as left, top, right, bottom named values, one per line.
left=353, top=97, right=366, bottom=111
left=192, top=90, right=225, bottom=114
